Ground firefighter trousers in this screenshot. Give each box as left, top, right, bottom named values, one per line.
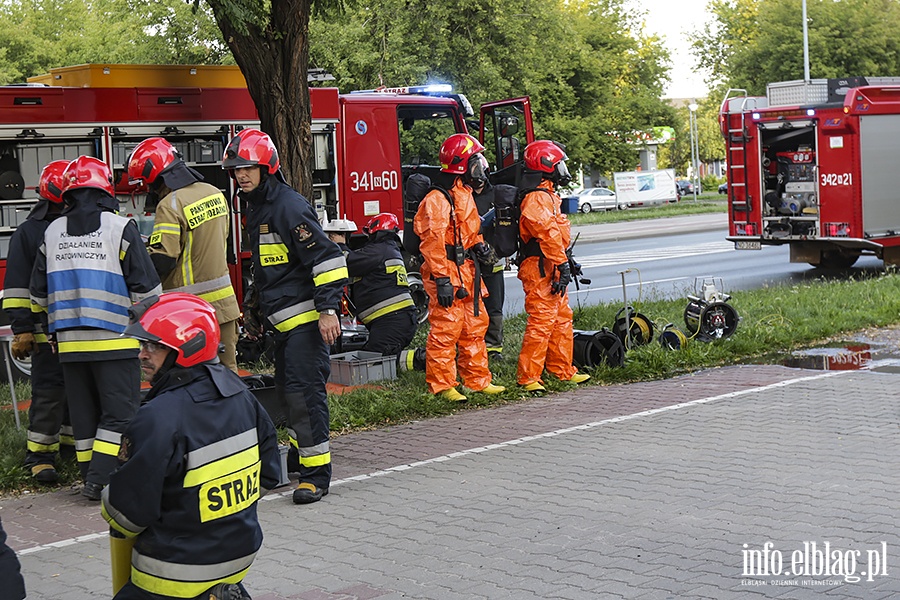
left=62, top=358, right=141, bottom=486
left=424, top=292, right=491, bottom=394
left=517, top=258, right=577, bottom=385
left=114, top=580, right=251, bottom=600
left=481, top=267, right=505, bottom=354
left=219, top=318, right=239, bottom=374
left=25, top=342, right=72, bottom=468
left=363, top=308, right=417, bottom=357
left=274, top=324, right=331, bottom=490
left=0, top=517, right=25, bottom=600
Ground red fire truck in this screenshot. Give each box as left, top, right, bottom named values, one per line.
left=0, top=63, right=534, bottom=379
left=719, top=76, right=900, bottom=268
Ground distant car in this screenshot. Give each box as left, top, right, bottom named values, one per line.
left=567, top=187, right=626, bottom=213
left=675, top=180, right=694, bottom=196
left=718, top=182, right=728, bottom=194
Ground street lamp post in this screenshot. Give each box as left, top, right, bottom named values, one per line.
left=688, top=102, right=699, bottom=202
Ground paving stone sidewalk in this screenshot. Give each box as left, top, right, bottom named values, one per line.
left=9, top=363, right=900, bottom=599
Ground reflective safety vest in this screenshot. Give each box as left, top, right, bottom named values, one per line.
left=101, top=364, right=282, bottom=599
left=40, top=212, right=160, bottom=359
left=148, top=182, right=240, bottom=324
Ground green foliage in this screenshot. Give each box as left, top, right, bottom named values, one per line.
left=695, top=0, right=900, bottom=95
left=0, top=0, right=230, bottom=84
left=309, top=0, right=676, bottom=176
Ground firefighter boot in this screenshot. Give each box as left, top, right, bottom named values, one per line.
left=476, top=383, right=506, bottom=394
left=438, top=388, right=467, bottom=402
left=206, top=583, right=247, bottom=599
left=521, top=382, right=546, bottom=393
left=568, top=372, right=591, bottom=384
left=292, top=481, right=328, bottom=505
left=30, top=463, right=59, bottom=484
left=82, top=481, right=103, bottom=501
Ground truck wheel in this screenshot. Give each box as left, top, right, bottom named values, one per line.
left=580, top=203, right=592, bottom=214
left=0, top=341, right=31, bottom=384
left=814, top=250, right=860, bottom=269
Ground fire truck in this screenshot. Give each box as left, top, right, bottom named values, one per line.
left=0, top=63, right=534, bottom=380
left=719, top=76, right=900, bottom=268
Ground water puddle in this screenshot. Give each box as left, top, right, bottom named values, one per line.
left=777, top=341, right=900, bottom=373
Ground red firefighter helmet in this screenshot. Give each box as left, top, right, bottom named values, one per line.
left=363, top=212, right=400, bottom=235
left=524, top=140, right=567, bottom=173
left=222, top=128, right=280, bottom=174
left=439, top=133, right=485, bottom=174
left=523, top=140, right=571, bottom=186
left=124, top=293, right=221, bottom=368
left=127, top=137, right=179, bottom=187
left=38, top=160, right=70, bottom=204
left=62, top=156, right=115, bottom=198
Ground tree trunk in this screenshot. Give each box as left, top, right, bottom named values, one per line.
left=209, top=0, right=313, bottom=199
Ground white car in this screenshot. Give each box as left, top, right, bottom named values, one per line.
left=568, top=187, right=626, bottom=213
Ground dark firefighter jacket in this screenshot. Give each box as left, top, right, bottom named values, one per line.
left=346, top=230, right=415, bottom=325
left=2, top=200, right=58, bottom=340
left=241, top=176, right=348, bottom=332
left=30, top=191, right=162, bottom=362
left=101, top=362, right=281, bottom=598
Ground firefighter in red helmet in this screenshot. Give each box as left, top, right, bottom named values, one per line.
left=127, top=137, right=241, bottom=373
left=413, top=133, right=505, bottom=401
left=516, top=140, right=590, bottom=392
left=102, top=293, right=281, bottom=600
left=1, top=160, right=74, bottom=483
left=30, top=156, right=162, bottom=500
left=223, top=128, right=347, bottom=505
left=341, top=212, right=418, bottom=356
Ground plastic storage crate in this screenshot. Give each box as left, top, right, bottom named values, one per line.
left=329, top=351, right=397, bottom=385
left=189, top=140, right=223, bottom=164
left=16, top=142, right=94, bottom=189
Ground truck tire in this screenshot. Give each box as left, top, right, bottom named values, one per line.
left=0, top=340, right=31, bottom=384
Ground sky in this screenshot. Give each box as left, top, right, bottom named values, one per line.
left=632, top=0, right=713, bottom=100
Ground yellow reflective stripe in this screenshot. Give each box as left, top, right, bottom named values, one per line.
left=131, top=566, right=249, bottom=599
left=101, top=503, right=141, bottom=538
left=94, top=438, right=120, bottom=457
left=181, top=230, right=194, bottom=285
left=273, top=310, right=319, bottom=332
left=2, top=298, right=30, bottom=309
left=362, top=298, right=415, bottom=323
left=406, top=350, right=415, bottom=371
left=58, top=338, right=139, bottom=353
left=151, top=223, right=180, bottom=235
left=183, top=446, right=260, bottom=488
left=313, top=266, right=348, bottom=287
left=76, top=449, right=92, bottom=463
left=258, top=243, right=289, bottom=266
left=27, top=440, right=60, bottom=453
left=198, top=286, right=234, bottom=304
left=300, top=452, right=331, bottom=468
left=119, top=249, right=126, bottom=261
left=199, top=461, right=261, bottom=523
left=31, top=303, right=47, bottom=313
left=60, top=434, right=75, bottom=445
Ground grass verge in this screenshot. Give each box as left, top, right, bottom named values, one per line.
left=567, top=194, right=725, bottom=226
left=2, top=269, right=898, bottom=494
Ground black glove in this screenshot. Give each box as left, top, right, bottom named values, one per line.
left=471, top=242, right=499, bottom=267
left=551, top=262, right=572, bottom=295
left=435, top=277, right=454, bottom=308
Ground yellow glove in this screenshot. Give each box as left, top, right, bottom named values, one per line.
left=11, top=332, right=36, bottom=360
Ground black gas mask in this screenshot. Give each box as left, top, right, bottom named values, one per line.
left=463, top=153, right=490, bottom=189
left=551, top=161, right=572, bottom=187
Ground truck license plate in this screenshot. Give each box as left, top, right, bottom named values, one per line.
left=734, top=240, right=762, bottom=250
